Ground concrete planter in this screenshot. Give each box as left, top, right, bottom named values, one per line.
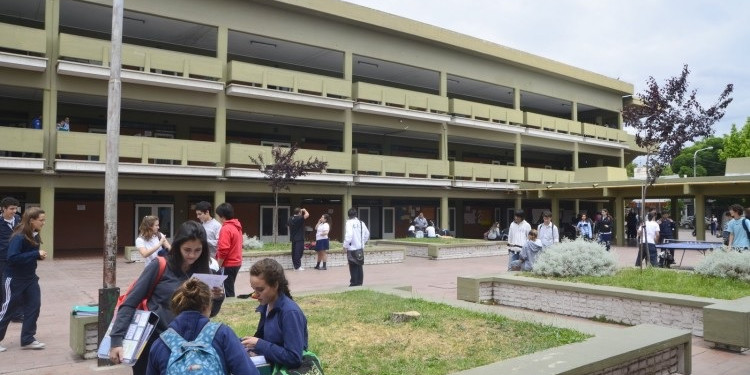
left=373, top=240, right=503, bottom=259
left=239, top=245, right=405, bottom=271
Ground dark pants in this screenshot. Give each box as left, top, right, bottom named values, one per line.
left=0, top=260, right=23, bottom=320
left=0, top=276, right=41, bottom=346
left=222, top=266, right=240, bottom=297
left=291, top=240, right=304, bottom=269
left=635, top=243, right=658, bottom=267
left=598, top=232, right=612, bottom=251
left=348, top=261, right=363, bottom=286
left=130, top=328, right=160, bottom=374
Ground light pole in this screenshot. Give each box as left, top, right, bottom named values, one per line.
left=693, top=146, right=714, bottom=177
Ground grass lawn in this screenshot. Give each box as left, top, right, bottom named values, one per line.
left=216, top=290, right=589, bottom=375
left=544, top=267, right=750, bottom=300
left=246, top=241, right=344, bottom=252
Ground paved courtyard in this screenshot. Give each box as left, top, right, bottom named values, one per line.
left=0, top=229, right=746, bottom=374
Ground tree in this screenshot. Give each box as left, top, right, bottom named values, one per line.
left=719, top=117, right=750, bottom=161
left=671, top=137, right=725, bottom=177
left=250, top=145, right=328, bottom=243
left=625, top=162, right=636, bottom=177
left=622, top=64, right=733, bottom=267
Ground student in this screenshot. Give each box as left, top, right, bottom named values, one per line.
left=313, top=214, right=330, bottom=270
left=636, top=212, right=660, bottom=267
left=413, top=212, right=428, bottom=233
left=146, top=279, right=258, bottom=375
left=195, top=201, right=221, bottom=258
left=507, top=210, right=531, bottom=270
left=216, top=203, right=243, bottom=297
left=109, top=221, right=224, bottom=374
left=0, top=207, right=48, bottom=352
left=727, top=204, right=750, bottom=251
left=485, top=222, right=502, bottom=241
left=0, top=197, right=24, bottom=324
left=343, top=208, right=369, bottom=287
left=242, top=258, right=308, bottom=369
left=576, top=213, right=594, bottom=240
left=510, top=229, right=543, bottom=271
left=595, top=209, right=614, bottom=251
left=537, top=211, right=559, bottom=248
left=288, top=208, right=309, bottom=271
left=136, top=215, right=171, bottom=266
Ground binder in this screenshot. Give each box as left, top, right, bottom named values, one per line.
left=97, top=310, right=160, bottom=366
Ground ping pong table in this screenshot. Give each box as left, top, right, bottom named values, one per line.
left=655, top=240, right=723, bottom=267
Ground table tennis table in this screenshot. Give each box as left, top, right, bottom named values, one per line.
left=655, top=240, right=723, bottom=267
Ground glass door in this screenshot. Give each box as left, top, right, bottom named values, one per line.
left=134, top=204, right=174, bottom=242
left=358, top=207, right=371, bottom=229
left=382, top=207, right=395, bottom=239
left=260, top=205, right=290, bottom=243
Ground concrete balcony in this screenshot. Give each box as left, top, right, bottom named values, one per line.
left=0, top=127, right=45, bottom=170
left=352, top=82, right=449, bottom=115
left=574, top=166, right=628, bottom=183
left=525, top=167, right=575, bottom=184
left=0, top=23, right=48, bottom=71
left=450, top=160, right=524, bottom=183
left=227, top=61, right=351, bottom=101
left=449, top=98, right=523, bottom=125
left=55, top=132, right=222, bottom=176
left=353, top=153, right=449, bottom=179
left=225, top=143, right=351, bottom=180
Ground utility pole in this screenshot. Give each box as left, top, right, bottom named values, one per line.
left=98, top=0, right=123, bottom=367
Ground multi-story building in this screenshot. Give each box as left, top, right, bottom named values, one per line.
left=0, top=0, right=640, bottom=257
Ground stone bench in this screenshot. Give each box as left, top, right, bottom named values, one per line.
left=240, top=245, right=405, bottom=271
left=703, top=296, right=750, bottom=351
left=69, top=313, right=99, bottom=359
left=372, top=240, right=503, bottom=259
left=453, top=324, right=691, bottom=375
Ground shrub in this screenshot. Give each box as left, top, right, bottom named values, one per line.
left=532, top=238, right=617, bottom=277
left=242, top=234, right=264, bottom=250
left=694, top=249, right=750, bottom=282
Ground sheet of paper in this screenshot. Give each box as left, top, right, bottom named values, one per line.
left=192, top=273, right=228, bottom=289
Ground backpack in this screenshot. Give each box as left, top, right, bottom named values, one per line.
left=160, top=321, right=224, bottom=375
left=117, top=256, right=167, bottom=311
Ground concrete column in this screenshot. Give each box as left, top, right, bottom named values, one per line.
left=571, top=102, right=578, bottom=121
left=439, top=71, right=447, bottom=97
left=44, top=0, right=60, bottom=171
left=614, top=195, right=625, bottom=246
left=515, top=195, right=522, bottom=211
left=343, top=188, right=353, bottom=234
left=440, top=194, right=449, bottom=233
left=514, top=133, right=521, bottom=167
left=215, top=26, right=229, bottom=167
left=550, top=196, right=560, bottom=228
left=439, top=123, right=448, bottom=160
left=574, top=199, right=580, bottom=216
left=695, top=193, right=705, bottom=240
left=573, top=143, right=579, bottom=170
left=40, top=180, right=55, bottom=258
left=344, top=109, right=353, bottom=173
left=513, top=88, right=521, bottom=110
left=671, top=197, right=680, bottom=240
left=214, top=190, right=226, bottom=209
left=344, top=51, right=353, bottom=81
left=619, top=148, right=625, bottom=168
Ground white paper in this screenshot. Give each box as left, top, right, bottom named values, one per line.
left=250, top=355, right=267, bottom=366
left=192, top=273, right=228, bottom=289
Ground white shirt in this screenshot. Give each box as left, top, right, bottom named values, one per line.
left=344, top=218, right=370, bottom=251
left=201, top=218, right=222, bottom=256
left=426, top=226, right=436, bottom=237
left=135, top=235, right=161, bottom=266
left=315, top=222, right=330, bottom=240
left=537, top=222, right=559, bottom=248
left=508, top=220, right=531, bottom=248
left=639, top=220, right=660, bottom=244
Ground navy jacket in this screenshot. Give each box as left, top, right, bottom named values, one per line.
left=0, top=214, right=21, bottom=260
left=254, top=293, right=308, bottom=368
left=147, top=311, right=258, bottom=375
left=5, top=233, right=41, bottom=279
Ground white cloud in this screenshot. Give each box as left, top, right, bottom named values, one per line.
left=346, top=0, right=749, bottom=134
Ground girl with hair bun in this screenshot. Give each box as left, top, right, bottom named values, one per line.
left=146, top=279, right=258, bottom=375
left=242, top=258, right=308, bottom=368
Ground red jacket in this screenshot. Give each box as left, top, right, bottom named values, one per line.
left=216, top=218, right=243, bottom=268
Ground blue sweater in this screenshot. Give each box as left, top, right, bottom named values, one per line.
left=254, top=293, right=308, bottom=368
left=5, top=233, right=41, bottom=279
left=0, top=214, right=21, bottom=260
left=147, top=311, right=258, bottom=375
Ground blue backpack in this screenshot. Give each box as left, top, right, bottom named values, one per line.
left=160, top=322, right=224, bottom=375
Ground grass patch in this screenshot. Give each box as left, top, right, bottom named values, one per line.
left=383, top=237, right=483, bottom=245
left=541, top=267, right=750, bottom=300
left=216, top=290, right=589, bottom=375
left=245, top=241, right=344, bottom=252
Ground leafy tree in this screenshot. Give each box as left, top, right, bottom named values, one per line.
left=250, top=144, right=327, bottom=243
left=622, top=64, right=733, bottom=267
left=671, top=137, right=725, bottom=177
left=625, top=162, right=636, bottom=177
left=719, top=117, right=750, bottom=161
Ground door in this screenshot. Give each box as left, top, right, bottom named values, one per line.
left=135, top=204, right=174, bottom=242
left=260, top=205, right=290, bottom=243
left=382, top=207, right=395, bottom=239
left=358, top=207, right=371, bottom=229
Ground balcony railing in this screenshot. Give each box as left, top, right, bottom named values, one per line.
left=0, top=23, right=46, bottom=55
left=56, top=132, right=220, bottom=165
left=353, top=82, right=449, bottom=114
left=0, top=127, right=44, bottom=154
left=58, top=33, right=222, bottom=80
left=450, top=161, right=525, bottom=182
left=353, top=153, right=449, bottom=178
left=226, top=143, right=350, bottom=172
left=525, top=167, right=575, bottom=184
left=227, top=61, right=351, bottom=99
left=450, top=98, right=523, bottom=124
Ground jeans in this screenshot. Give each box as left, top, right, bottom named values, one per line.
left=348, top=261, right=363, bottom=286
left=291, top=240, right=304, bottom=269
left=598, top=232, right=612, bottom=251
left=635, top=243, right=658, bottom=267
left=507, top=249, right=521, bottom=270
left=222, top=266, right=240, bottom=297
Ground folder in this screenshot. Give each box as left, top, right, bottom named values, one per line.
left=97, top=310, right=160, bottom=366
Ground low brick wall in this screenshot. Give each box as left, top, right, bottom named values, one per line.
left=458, top=275, right=718, bottom=337
left=373, top=240, right=503, bottom=260
left=240, top=246, right=405, bottom=272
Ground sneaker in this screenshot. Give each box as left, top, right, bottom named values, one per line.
left=0, top=344, right=6, bottom=352
left=21, top=341, right=45, bottom=350
left=295, top=267, right=305, bottom=271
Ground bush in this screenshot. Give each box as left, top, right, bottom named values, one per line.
left=694, top=249, right=750, bottom=282
left=242, top=234, right=264, bottom=250
left=532, top=238, right=617, bottom=277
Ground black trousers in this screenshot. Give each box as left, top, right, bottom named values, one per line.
left=222, top=266, right=240, bottom=297
left=0, top=260, right=23, bottom=319
left=291, top=240, right=304, bottom=269
left=348, top=261, right=363, bottom=286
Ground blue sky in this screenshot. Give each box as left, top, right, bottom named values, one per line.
left=345, top=0, right=748, bottom=136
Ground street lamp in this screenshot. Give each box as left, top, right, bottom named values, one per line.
left=693, top=146, right=714, bottom=177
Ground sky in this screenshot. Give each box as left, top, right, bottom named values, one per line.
left=345, top=0, right=748, bottom=136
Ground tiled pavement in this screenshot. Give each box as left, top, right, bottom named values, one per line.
left=1, top=232, right=747, bottom=374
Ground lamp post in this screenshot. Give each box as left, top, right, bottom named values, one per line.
left=693, top=146, right=714, bottom=177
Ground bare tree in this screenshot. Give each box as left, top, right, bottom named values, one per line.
left=250, top=144, right=328, bottom=243
left=623, top=64, right=733, bottom=267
